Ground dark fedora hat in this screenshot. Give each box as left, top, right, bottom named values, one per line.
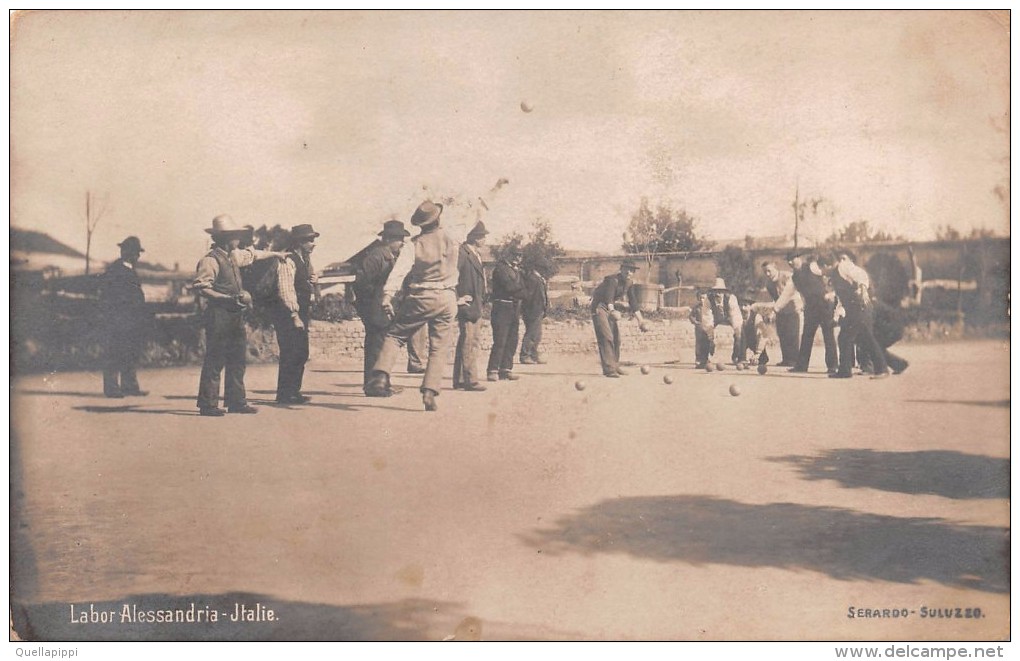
left=378, top=220, right=411, bottom=239
left=291, top=224, right=321, bottom=240
left=118, top=236, right=144, bottom=253
left=466, top=221, right=489, bottom=240
left=410, top=201, right=443, bottom=226
left=620, top=259, right=640, bottom=271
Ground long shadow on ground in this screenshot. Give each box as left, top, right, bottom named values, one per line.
left=521, top=495, right=1008, bottom=593
left=769, top=449, right=1010, bottom=500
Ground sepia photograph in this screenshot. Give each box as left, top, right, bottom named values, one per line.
left=9, top=9, right=1011, bottom=651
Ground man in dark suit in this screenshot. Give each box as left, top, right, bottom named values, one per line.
left=486, top=248, right=527, bottom=381
left=519, top=259, right=550, bottom=365
left=778, top=252, right=838, bottom=373
left=590, top=260, right=646, bottom=377
left=453, top=221, right=489, bottom=391
left=98, top=236, right=149, bottom=398
left=353, top=220, right=411, bottom=394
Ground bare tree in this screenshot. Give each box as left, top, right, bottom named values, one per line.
left=83, top=191, right=109, bottom=275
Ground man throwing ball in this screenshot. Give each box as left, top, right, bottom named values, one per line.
left=590, top=259, right=646, bottom=378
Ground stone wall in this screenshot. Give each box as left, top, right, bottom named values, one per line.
left=308, top=317, right=735, bottom=364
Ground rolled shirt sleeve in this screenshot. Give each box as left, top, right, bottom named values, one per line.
left=277, top=256, right=300, bottom=317
left=383, top=242, right=414, bottom=297
left=192, top=255, right=219, bottom=292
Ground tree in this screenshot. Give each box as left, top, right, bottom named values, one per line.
left=83, top=191, right=109, bottom=275
left=492, top=219, right=566, bottom=277
left=621, top=198, right=712, bottom=254
left=938, top=225, right=998, bottom=241
left=715, top=246, right=757, bottom=298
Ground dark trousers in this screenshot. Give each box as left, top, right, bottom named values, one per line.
left=274, top=312, right=310, bottom=400
left=837, top=301, right=888, bottom=376
left=519, top=315, right=544, bottom=362
left=453, top=317, right=482, bottom=387
left=197, top=307, right=248, bottom=409
left=362, top=320, right=387, bottom=388
left=592, top=308, right=621, bottom=375
left=103, top=342, right=140, bottom=396
left=776, top=310, right=802, bottom=365
left=487, top=301, right=521, bottom=375
left=796, top=304, right=838, bottom=371
left=695, top=324, right=743, bottom=365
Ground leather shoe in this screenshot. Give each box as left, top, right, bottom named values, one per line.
left=499, top=372, right=520, bottom=381
left=892, top=362, right=909, bottom=375
left=870, top=371, right=891, bottom=380
left=487, top=372, right=500, bottom=382
left=105, top=392, right=125, bottom=399
left=422, top=389, right=438, bottom=411
left=199, top=407, right=226, bottom=417
left=828, top=372, right=852, bottom=379
left=461, top=382, right=487, bottom=392
left=787, top=367, right=808, bottom=373
left=407, top=366, right=426, bottom=374
left=228, top=404, right=258, bottom=414
left=123, top=390, right=149, bottom=397
left=604, top=372, right=620, bottom=378
left=518, top=357, right=536, bottom=364
left=364, top=386, right=395, bottom=397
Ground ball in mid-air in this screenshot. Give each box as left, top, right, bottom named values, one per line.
left=575, top=380, right=586, bottom=391
left=640, top=365, right=651, bottom=375
left=520, top=100, right=534, bottom=113
left=729, top=384, right=741, bottom=397
left=663, top=375, right=673, bottom=385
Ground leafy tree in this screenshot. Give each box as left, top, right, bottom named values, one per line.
left=715, top=246, right=757, bottom=298
left=492, top=219, right=565, bottom=277
left=622, top=198, right=712, bottom=254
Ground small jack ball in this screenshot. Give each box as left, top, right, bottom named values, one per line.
left=663, top=375, right=673, bottom=385
left=640, top=365, right=651, bottom=375
left=729, top=384, right=741, bottom=397
left=575, top=380, right=586, bottom=391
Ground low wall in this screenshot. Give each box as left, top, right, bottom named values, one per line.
left=307, top=317, right=726, bottom=364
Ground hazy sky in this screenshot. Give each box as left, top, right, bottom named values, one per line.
left=11, top=10, right=1010, bottom=268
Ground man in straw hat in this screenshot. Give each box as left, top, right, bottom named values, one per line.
left=365, top=201, right=470, bottom=411
left=272, top=224, right=322, bottom=404
left=353, top=219, right=412, bottom=394
left=689, top=277, right=744, bottom=369
left=590, top=259, right=647, bottom=378
left=453, top=220, right=489, bottom=391
left=192, top=214, right=287, bottom=416
left=98, top=235, right=150, bottom=398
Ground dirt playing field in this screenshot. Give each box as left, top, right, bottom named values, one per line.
left=10, top=340, right=1010, bottom=641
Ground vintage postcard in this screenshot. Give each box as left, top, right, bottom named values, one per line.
left=9, top=9, right=1011, bottom=650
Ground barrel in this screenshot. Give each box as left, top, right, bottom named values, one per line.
left=633, top=283, right=664, bottom=313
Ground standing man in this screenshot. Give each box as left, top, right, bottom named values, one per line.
left=689, top=278, right=744, bottom=369
left=453, top=220, right=489, bottom=391
left=98, top=236, right=149, bottom=398
left=591, top=260, right=646, bottom=377
left=761, top=261, right=803, bottom=367
left=353, top=219, right=411, bottom=394
left=486, top=248, right=527, bottom=382
left=272, top=224, right=321, bottom=404
left=820, top=250, right=890, bottom=379
left=193, top=215, right=285, bottom=416
left=776, top=252, right=838, bottom=374
left=519, top=258, right=549, bottom=365
left=365, top=201, right=466, bottom=412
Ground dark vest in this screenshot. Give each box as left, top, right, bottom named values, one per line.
left=209, top=248, right=243, bottom=297
left=291, top=252, right=313, bottom=314
left=791, top=264, right=826, bottom=306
